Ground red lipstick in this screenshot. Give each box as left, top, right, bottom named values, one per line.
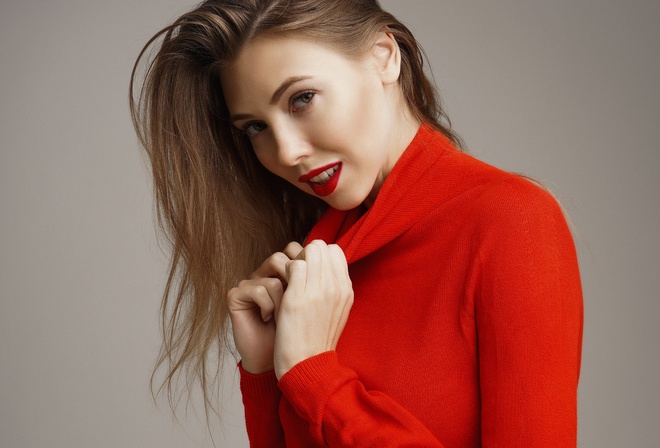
left=299, top=162, right=342, bottom=197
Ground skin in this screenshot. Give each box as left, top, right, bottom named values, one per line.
left=224, top=33, right=420, bottom=379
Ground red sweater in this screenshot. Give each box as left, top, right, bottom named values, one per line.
left=239, top=124, right=583, bottom=447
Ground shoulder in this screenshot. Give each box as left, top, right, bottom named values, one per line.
left=465, top=174, right=577, bottom=272
left=475, top=173, right=566, bottom=232
left=474, top=172, right=562, bottom=220
left=430, top=151, right=573, bottom=248
left=400, top=136, right=574, bottom=248
left=425, top=148, right=565, bottom=225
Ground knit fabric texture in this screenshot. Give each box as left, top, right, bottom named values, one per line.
left=239, top=123, right=584, bottom=447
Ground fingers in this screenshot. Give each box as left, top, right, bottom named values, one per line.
left=328, top=244, right=352, bottom=302
left=284, top=258, right=307, bottom=302
left=252, top=251, right=290, bottom=280
left=284, top=240, right=351, bottom=313
left=274, top=241, right=354, bottom=378
left=325, top=244, right=353, bottom=345
left=282, top=241, right=304, bottom=259
left=251, top=241, right=305, bottom=281
left=291, top=239, right=344, bottom=290
left=282, top=240, right=327, bottom=311
left=228, top=277, right=283, bottom=322
left=227, top=242, right=307, bottom=375
left=302, top=240, right=324, bottom=290
left=229, top=241, right=304, bottom=325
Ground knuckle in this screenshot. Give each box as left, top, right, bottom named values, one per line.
left=314, top=239, right=327, bottom=248
left=262, top=277, right=277, bottom=287
left=280, top=296, right=300, bottom=313
left=288, top=259, right=306, bottom=270
left=303, top=244, right=321, bottom=258
left=254, top=284, right=268, bottom=296
left=284, top=241, right=301, bottom=253
left=330, top=244, right=347, bottom=261
left=272, top=251, right=289, bottom=263
left=264, top=253, right=283, bottom=270
left=264, top=277, right=283, bottom=293
left=326, top=284, right=339, bottom=299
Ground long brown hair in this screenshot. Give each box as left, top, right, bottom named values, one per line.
left=129, top=0, right=462, bottom=417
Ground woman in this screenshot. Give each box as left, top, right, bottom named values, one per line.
left=130, top=0, right=583, bottom=446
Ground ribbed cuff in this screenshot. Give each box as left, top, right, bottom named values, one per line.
left=278, top=351, right=356, bottom=427
left=238, top=361, right=280, bottom=397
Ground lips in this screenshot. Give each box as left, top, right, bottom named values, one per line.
left=299, top=162, right=342, bottom=197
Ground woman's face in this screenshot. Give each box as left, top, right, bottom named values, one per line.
left=221, top=35, right=417, bottom=210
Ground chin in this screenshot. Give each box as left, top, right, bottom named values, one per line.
left=325, top=194, right=368, bottom=211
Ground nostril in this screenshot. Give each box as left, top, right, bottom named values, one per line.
left=276, top=142, right=309, bottom=167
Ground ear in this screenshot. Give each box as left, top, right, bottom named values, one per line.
left=370, top=31, right=401, bottom=86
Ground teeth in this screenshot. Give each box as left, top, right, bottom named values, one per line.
left=310, top=166, right=338, bottom=184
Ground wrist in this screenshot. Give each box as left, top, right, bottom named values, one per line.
left=240, top=359, right=274, bottom=375
left=275, top=352, right=306, bottom=380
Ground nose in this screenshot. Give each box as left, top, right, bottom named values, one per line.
left=271, top=124, right=311, bottom=167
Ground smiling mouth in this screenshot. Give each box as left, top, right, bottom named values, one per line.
left=299, top=162, right=342, bottom=197
left=309, top=165, right=339, bottom=185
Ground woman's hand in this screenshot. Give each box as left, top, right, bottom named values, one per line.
left=274, top=240, right=354, bottom=379
left=227, top=242, right=303, bottom=374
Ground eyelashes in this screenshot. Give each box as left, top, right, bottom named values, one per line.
left=290, top=90, right=315, bottom=113
left=242, top=121, right=267, bottom=138
left=240, top=90, right=316, bottom=139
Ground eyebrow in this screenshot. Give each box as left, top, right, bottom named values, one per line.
left=270, top=75, right=312, bottom=105
left=229, top=75, right=313, bottom=123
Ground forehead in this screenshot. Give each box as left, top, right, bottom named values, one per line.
left=220, top=37, right=368, bottom=110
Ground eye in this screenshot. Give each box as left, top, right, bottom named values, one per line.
left=242, top=121, right=267, bottom=139
left=290, top=91, right=315, bottom=113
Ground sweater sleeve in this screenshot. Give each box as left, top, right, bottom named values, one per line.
left=239, top=363, right=286, bottom=448
left=474, top=180, right=583, bottom=447
left=278, top=351, right=446, bottom=447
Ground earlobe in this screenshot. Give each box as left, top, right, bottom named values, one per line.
left=371, top=32, right=401, bottom=85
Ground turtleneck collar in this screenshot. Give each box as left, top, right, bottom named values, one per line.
left=306, top=123, right=456, bottom=264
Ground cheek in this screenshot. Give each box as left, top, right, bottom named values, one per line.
left=340, top=111, right=386, bottom=165
left=319, top=89, right=380, bottom=144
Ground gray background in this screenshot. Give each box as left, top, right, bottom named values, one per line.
left=1, top=0, right=658, bottom=447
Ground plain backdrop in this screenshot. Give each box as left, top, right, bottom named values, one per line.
left=1, top=1, right=658, bottom=447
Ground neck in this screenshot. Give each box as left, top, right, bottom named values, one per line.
left=363, top=99, right=421, bottom=208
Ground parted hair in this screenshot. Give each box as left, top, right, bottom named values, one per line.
left=129, top=0, right=461, bottom=417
